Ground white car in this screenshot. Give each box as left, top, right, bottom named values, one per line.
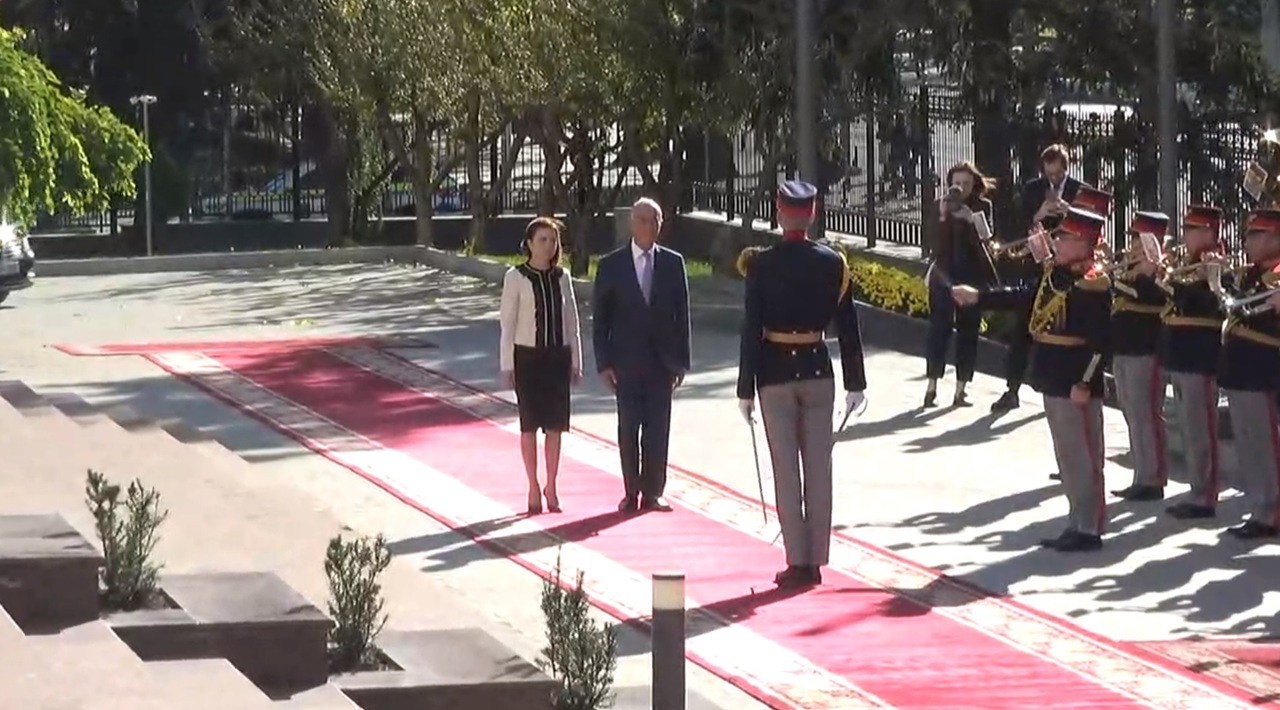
left=0, top=222, right=35, bottom=305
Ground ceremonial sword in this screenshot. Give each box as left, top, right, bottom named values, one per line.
left=747, top=419, right=768, bottom=524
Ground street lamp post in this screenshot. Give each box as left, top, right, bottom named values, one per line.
left=794, top=0, right=819, bottom=236
left=1155, top=0, right=1178, bottom=239
left=130, top=94, right=158, bottom=257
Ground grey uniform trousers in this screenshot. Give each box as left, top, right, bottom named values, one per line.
left=758, top=377, right=836, bottom=567
left=1112, top=355, right=1169, bottom=488
left=1043, top=395, right=1107, bottom=535
left=1168, top=371, right=1221, bottom=507
left=1222, top=388, right=1280, bottom=526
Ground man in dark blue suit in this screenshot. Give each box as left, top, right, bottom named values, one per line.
left=991, top=143, right=1082, bottom=413
left=591, top=197, right=692, bottom=513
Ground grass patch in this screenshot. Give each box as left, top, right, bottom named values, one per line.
left=482, top=253, right=714, bottom=281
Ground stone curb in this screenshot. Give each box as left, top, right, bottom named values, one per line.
left=35, top=245, right=426, bottom=277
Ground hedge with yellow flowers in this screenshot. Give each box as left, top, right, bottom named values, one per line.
left=733, top=243, right=1019, bottom=342
left=832, top=246, right=1019, bottom=342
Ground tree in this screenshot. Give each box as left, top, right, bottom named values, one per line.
left=0, top=27, right=148, bottom=224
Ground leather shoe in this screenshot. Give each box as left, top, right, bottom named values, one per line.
left=773, top=565, right=820, bottom=588
left=617, top=497, right=639, bottom=514
left=641, top=496, right=673, bottom=512
left=1165, top=502, right=1215, bottom=520
left=990, top=390, right=1020, bottom=413
left=1040, top=529, right=1102, bottom=552
left=1111, top=484, right=1164, bottom=501
left=1226, top=520, right=1278, bottom=540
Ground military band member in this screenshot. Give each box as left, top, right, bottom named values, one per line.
left=736, top=180, right=869, bottom=588
left=1109, top=211, right=1172, bottom=502
left=953, top=208, right=1112, bottom=552
left=1214, top=208, right=1280, bottom=540
left=1160, top=206, right=1227, bottom=521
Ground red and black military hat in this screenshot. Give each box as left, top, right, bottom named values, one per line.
left=1055, top=207, right=1107, bottom=245
left=1129, top=211, right=1169, bottom=238
left=1182, top=205, right=1223, bottom=233
left=1071, top=184, right=1113, bottom=215
left=777, top=180, right=818, bottom=220
left=1244, top=208, right=1280, bottom=235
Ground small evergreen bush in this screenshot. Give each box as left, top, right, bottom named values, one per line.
left=84, top=469, right=168, bottom=611
left=325, top=533, right=392, bottom=673
left=538, top=549, right=618, bottom=710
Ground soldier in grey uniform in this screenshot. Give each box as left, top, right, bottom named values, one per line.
left=735, top=181, right=868, bottom=588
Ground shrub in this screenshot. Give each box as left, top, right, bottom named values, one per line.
left=325, top=533, right=393, bottom=673
left=539, top=549, right=618, bottom=710
left=84, top=469, right=168, bottom=611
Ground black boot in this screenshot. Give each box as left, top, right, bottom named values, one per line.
left=990, top=389, right=1020, bottom=413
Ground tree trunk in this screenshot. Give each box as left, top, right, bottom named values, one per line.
left=464, top=93, right=486, bottom=254
left=307, top=101, right=353, bottom=247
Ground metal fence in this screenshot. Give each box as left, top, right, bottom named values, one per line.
left=36, top=85, right=1266, bottom=254
left=688, top=84, right=1265, bottom=253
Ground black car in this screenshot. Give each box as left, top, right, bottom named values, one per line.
left=0, top=223, right=35, bottom=304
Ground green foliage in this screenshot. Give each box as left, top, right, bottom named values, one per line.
left=84, top=470, right=168, bottom=612
left=539, top=550, right=618, bottom=710
left=0, top=27, right=148, bottom=225
left=833, top=246, right=1013, bottom=339
left=325, top=533, right=392, bottom=673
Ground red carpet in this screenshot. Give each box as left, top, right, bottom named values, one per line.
left=58, top=340, right=1270, bottom=709
left=1135, top=639, right=1280, bottom=705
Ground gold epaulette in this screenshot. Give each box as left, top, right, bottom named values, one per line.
left=1075, top=271, right=1112, bottom=292
left=837, top=249, right=853, bottom=302
left=736, top=246, right=767, bottom=278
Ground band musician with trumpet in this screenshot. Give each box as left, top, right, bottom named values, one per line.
left=1155, top=206, right=1228, bottom=521
left=1206, top=208, right=1280, bottom=539
left=1103, top=212, right=1173, bottom=503
left=991, top=145, right=1083, bottom=414
left=952, top=208, right=1112, bottom=552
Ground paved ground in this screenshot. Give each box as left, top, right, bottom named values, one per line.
left=1, top=262, right=1277, bottom=702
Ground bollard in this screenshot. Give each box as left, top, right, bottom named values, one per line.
left=651, top=571, right=686, bottom=710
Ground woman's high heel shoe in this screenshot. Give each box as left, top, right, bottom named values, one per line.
left=543, top=487, right=562, bottom=513
left=527, top=489, right=543, bottom=515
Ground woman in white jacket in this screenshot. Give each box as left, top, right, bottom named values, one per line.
left=499, top=217, right=583, bottom=514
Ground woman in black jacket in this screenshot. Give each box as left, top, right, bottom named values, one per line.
left=924, top=162, right=998, bottom=407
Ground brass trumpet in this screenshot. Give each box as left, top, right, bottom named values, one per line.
left=984, top=228, right=1054, bottom=264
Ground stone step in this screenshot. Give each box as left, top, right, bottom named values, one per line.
left=25, top=620, right=270, bottom=710
left=276, top=684, right=362, bottom=709
left=0, top=604, right=80, bottom=708
left=0, top=398, right=334, bottom=695
left=146, top=658, right=278, bottom=709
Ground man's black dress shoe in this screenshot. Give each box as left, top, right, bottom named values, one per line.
left=641, top=496, right=673, bottom=512
left=773, top=565, right=821, bottom=588
left=1111, top=484, right=1164, bottom=501
left=1226, top=520, right=1279, bottom=540
left=1165, top=502, right=1216, bottom=520
left=618, top=497, right=639, bottom=514
left=990, top=390, right=1020, bottom=413
left=1040, top=529, right=1103, bottom=552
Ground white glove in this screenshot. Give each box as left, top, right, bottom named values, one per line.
left=845, top=391, right=867, bottom=417
left=738, top=399, right=755, bottom=423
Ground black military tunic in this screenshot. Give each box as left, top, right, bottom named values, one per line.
left=735, top=240, right=866, bottom=398
left=1111, top=275, right=1166, bottom=357
left=978, top=264, right=1112, bottom=397
left=1218, top=263, right=1280, bottom=392
left=1160, top=279, right=1225, bottom=376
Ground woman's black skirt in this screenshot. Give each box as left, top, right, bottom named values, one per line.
left=513, top=345, right=572, bottom=433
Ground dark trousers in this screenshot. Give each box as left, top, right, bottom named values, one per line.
left=615, top=370, right=674, bottom=500
left=926, top=281, right=981, bottom=381
left=1002, top=291, right=1034, bottom=391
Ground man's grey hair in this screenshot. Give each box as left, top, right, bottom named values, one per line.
left=633, top=197, right=663, bottom=223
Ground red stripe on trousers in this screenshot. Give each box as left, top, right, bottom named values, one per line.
left=1079, top=403, right=1105, bottom=535
left=1148, top=362, right=1168, bottom=486
left=1264, top=395, right=1280, bottom=528
left=1204, top=377, right=1221, bottom=502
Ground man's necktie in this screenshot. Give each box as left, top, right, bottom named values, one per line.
left=639, top=250, right=653, bottom=304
